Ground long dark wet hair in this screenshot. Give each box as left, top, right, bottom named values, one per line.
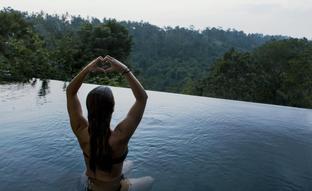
left=86, top=86, right=115, bottom=173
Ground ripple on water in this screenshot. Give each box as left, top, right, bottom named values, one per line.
left=1, top=80, right=312, bottom=191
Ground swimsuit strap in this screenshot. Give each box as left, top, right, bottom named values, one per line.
left=83, top=147, right=128, bottom=165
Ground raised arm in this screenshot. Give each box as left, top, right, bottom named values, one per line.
left=103, top=55, right=148, bottom=143
left=66, top=56, right=105, bottom=135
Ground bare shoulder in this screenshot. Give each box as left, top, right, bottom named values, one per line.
left=110, top=124, right=128, bottom=147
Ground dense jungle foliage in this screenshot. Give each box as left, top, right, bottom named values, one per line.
left=1, top=8, right=311, bottom=108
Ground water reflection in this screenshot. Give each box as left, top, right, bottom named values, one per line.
left=62, top=82, right=67, bottom=92
left=1, top=79, right=312, bottom=191
left=31, top=79, right=37, bottom=87
left=38, top=80, right=50, bottom=97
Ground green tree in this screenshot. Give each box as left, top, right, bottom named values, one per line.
left=192, top=39, right=312, bottom=109
left=0, top=8, right=53, bottom=81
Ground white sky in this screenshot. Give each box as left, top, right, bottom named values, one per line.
left=1, top=0, right=311, bottom=38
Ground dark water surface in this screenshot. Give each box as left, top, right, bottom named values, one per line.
left=0, top=79, right=312, bottom=191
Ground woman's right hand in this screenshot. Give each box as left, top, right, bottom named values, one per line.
left=102, top=55, right=128, bottom=74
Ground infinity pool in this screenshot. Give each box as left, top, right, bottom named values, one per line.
left=0, top=79, right=312, bottom=191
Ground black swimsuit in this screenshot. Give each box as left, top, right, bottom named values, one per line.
left=84, top=148, right=128, bottom=191
left=83, top=147, right=128, bottom=164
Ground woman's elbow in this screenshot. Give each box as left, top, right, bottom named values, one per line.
left=138, top=92, right=148, bottom=103
left=66, top=86, right=74, bottom=97
left=142, top=92, right=148, bottom=101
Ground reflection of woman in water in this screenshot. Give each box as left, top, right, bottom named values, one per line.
left=66, top=55, right=154, bottom=191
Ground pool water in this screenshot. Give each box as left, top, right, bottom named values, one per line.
left=0, top=79, right=312, bottom=191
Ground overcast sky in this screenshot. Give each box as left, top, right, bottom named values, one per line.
left=1, top=0, right=311, bottom=38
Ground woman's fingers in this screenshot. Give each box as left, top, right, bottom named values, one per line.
left=102, top=57, right=110, bottom=64
left=101, top=56, right=107, bottom=62
left=90, top=55, right=119, bottom=73
left=89, top=56, right=103, bottom=67
left=104, top=67, right=114, bottom=73
left=95, top=56, right=104, bottom=64
left=104, top=55, right=116, bottom=63
left=90, top=66, right=108, bottom=73
left=95, top=67, right=106, bottom=73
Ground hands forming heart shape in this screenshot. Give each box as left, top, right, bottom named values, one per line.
left=87, top=55, right=128, bottom=74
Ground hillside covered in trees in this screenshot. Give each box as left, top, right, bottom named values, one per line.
left=121, top=22, right=284, bottom=92
left=189, top=39, right=312, bottom=108
left=0, top=8, right=311, bottom=108
left=2, top=8, right=284, bottom=87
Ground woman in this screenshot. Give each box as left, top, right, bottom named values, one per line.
left=66, top=55, right=154, bottom=191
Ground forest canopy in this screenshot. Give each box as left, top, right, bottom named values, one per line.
left=0, top=8, right=311, bottom=108
left=190, top=39, right=312, bottom=108
left=0, top=8, right=132, bottom=86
